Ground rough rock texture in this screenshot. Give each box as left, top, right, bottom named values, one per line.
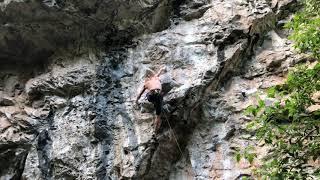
left=0, top=0, right=303, bottom=179
left=0, top=0, right=173, bottom=65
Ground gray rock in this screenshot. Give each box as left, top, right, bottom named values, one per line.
left=0, top=0, right=174, bottom=66
left=0, top=0, right=301, bottom=179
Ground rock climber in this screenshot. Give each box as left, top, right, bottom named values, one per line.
left=136, top=66, right=166, bottom=134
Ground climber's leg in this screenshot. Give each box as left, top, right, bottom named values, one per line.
left=154, top=115, right=161, bottom=133
left=146, top=89, right=163, bottom=133
left=154, top=93, right=163, bottom=133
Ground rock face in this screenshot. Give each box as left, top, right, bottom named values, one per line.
left=0, top=0, right=301, bottom=179
left=0, top=0, right=173, bottom=65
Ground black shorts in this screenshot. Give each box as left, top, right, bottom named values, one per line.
left=146, top=89, right=163, bottom=115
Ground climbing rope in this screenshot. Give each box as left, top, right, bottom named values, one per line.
left=163, top=114, right=184, bottom=157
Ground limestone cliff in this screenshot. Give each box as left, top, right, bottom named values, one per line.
left=0, top=0, right=303, bottom=179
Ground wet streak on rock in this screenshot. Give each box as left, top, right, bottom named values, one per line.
left=37, top=130, right=53, bottom=179
left=36, top=108, right=55, bottom=180
left=94, top=48, right=138, bottom=179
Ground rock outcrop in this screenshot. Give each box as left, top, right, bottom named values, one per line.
left=0, top=0, right=173, bottom=65
left=0, top=0, right=303, bottom=179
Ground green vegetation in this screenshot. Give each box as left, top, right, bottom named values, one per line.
left=237, top=0, right=320, bottom=179
left=285, top=0, right=320, bottom=59
left=235, top=145, right=257, bottom=165
left=246, top=64, right=320, bottom=179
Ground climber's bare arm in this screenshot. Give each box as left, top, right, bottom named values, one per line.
left=136, top=86, right=146, bottom=104
left=155, top=66, right=166, bottom=77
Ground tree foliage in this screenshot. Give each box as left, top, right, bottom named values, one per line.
left=285, top=0, right=320, bottom=59
left=246, top=64, right=320, bottom=179
left=240, top=0, right=320, bottom=179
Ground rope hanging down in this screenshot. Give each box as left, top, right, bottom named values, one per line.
left=163, top=114, right=184, bottom=157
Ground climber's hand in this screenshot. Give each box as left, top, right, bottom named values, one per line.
left=160, top=66, right=166, bottom=73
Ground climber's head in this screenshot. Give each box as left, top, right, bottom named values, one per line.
left=145, top=69, right=155, bottom=79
